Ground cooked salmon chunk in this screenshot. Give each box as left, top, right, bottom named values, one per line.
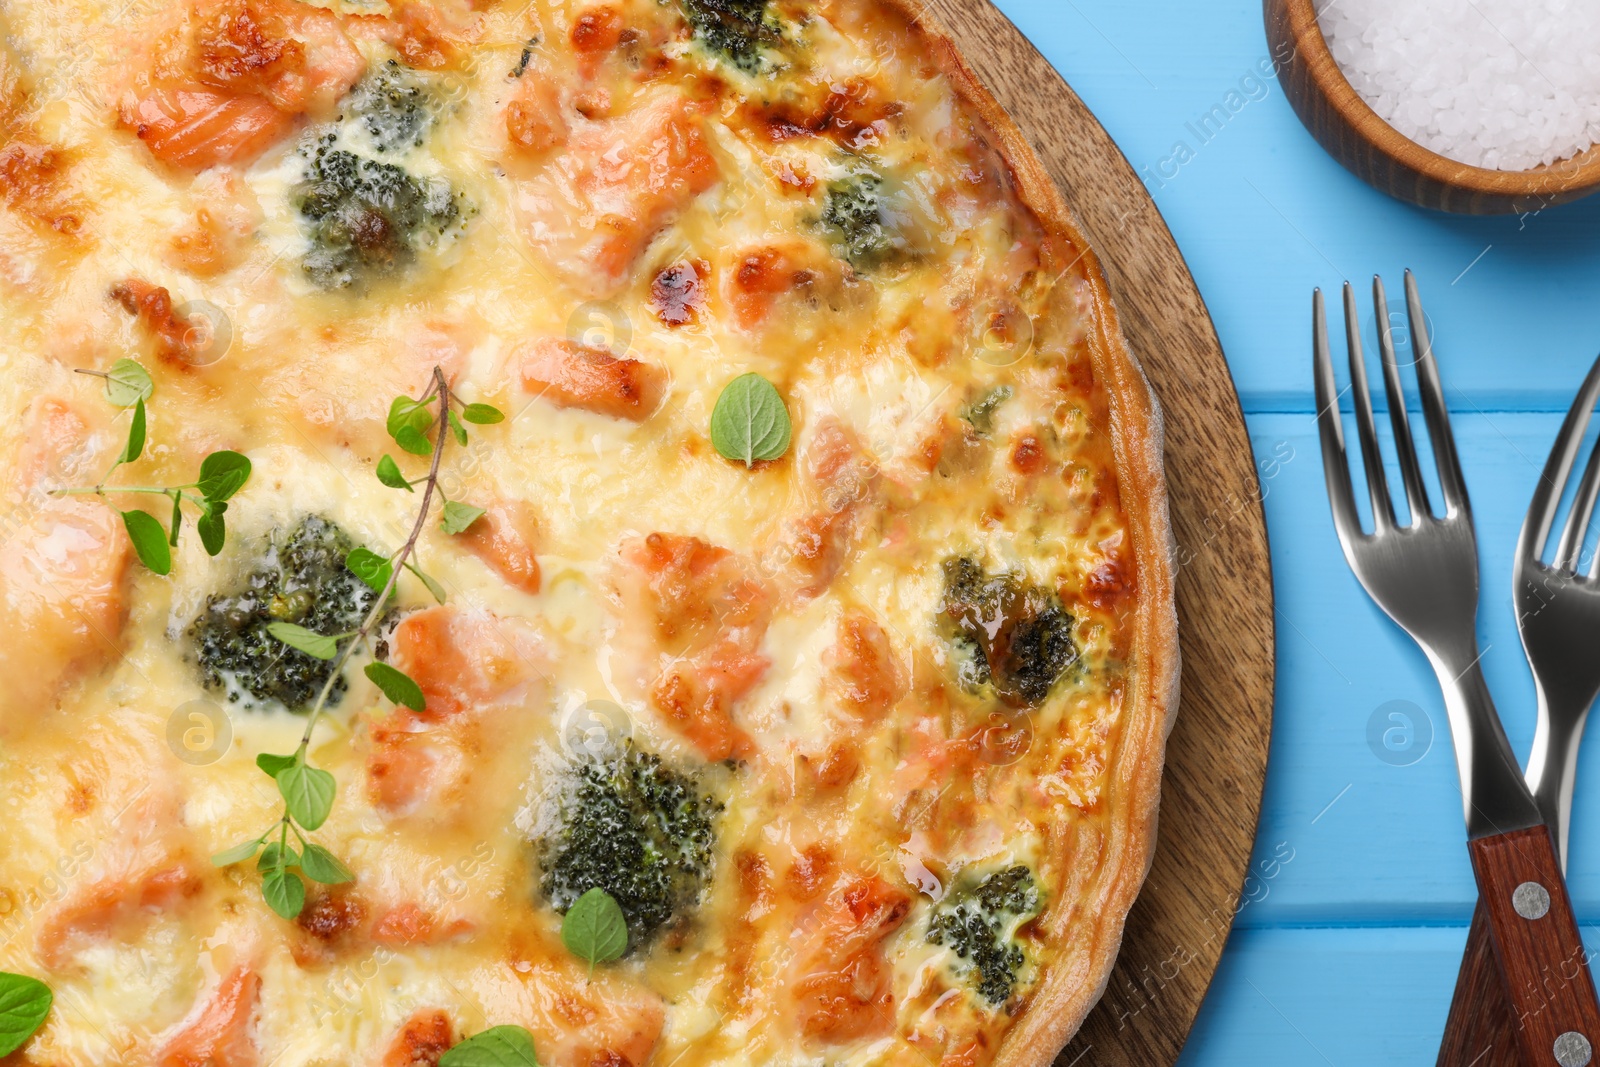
left=118, top=0, right=364, bottom=170
left=517, top=337, right=668, bottom=421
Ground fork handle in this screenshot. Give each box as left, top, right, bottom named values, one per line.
left=1467, top=824, right=1600, bottom=1066
left=1436, top=901, right=1519, bottom=1067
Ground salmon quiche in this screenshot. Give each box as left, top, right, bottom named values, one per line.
left=0, top=0, right=1176, bottom=1065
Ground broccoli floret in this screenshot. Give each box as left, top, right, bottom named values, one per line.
left=346, top=61, right=436, bottom=153
left=188, top=515, right=377, bottom=711
left=680, top=0, right=778, bottom=73
left=295, top=139, right=462, bottom=289
left=535, top=744, right=722, bottom=948
left=960, top=386, right=1013, bottom=436
left=927, top=865, right=1042, bottom=1005
left=1008, top=604, right=1076, bottom=702
left=940, top=556, right=1078, bottom=708
left=821, top=167, right=904, bottom=271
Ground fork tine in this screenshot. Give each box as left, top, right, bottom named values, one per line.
left=1519, top=353, right=1600, bottom=574
left=1313, top=289, right=1363, bottom=548
left=1405, top=270, right=1470, bottom=517
left=1559, top=437, right=1600, bottom=575
left=1372, top=276, right=1431, bottom=523
left=1552, top=355, right=1600, bottom=574
left=1343, top=282, right=1395, bottom=530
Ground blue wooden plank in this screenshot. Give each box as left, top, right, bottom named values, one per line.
left=1178, top=926, right=1456, bottom=1066
left=1177, top=925, right=1600, bottom=1066
left=993, top=0, right=1600, bottom=415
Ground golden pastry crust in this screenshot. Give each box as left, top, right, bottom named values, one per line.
left=876, top=4, right=1179, bottom=1061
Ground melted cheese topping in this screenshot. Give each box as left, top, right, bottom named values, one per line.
left=0, top=1, right=1143, bottom=1064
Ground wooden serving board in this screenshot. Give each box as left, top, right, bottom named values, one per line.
left=917, top=2, right=1278, bottom=1062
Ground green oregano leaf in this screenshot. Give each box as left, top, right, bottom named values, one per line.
left=299, top=844, right=355, bottom=885
left=255, top=752, right=296, bottom=777
left=389, top=396, right=435, bottom=456
left=197, top=507, right=226, bottom=556
left=407, top=562, right=447, bottom=605
left=257, top=841, right=300, bottom=872
left=261, top=867, right=306, bottom=919
left=345, top=547, right=394, bottom=595
left=387, top=396, right=432, bottom=439
left=441, top=501, right=485, bottom=535
left=211, top=837, right=265, bottom=868
left=461, top=403, right=504, bottom=425
left=265, top=621, right=339, bottom=661
left=121, top=396, right=147, bottom=464
left=395, top=424, right=433, bottom=457
left=448, top=410, right=469, bottom=446
left=561, top=887, right=628, bottom=974
left=197, top=451, right=252, bottom=502
left=0, top=973, right=52, bottom=1058
left=276, top=762, right=337, bottom=831
left=376, top=454, right=414, bottom=492
left=709, top=373, right=791, bottom=467
left=439, top=1026, right=540, bottom=1067
left=121, top=509, right=171, bottom=575
left=168, top=491, right=183, bottom=547
left=366, top=662, right=426, bottom=711
left=104, top=358, right=153, bottom=407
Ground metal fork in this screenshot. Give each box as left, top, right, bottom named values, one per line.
left=1314, top=271, right=1600, bottom=1067
left=1438, top=352, right=1600, bottom=1066
left=1521, top=354, right=1600, bottom=858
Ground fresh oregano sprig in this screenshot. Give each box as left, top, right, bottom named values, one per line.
left=52, top=359, right=251, bottom=574
left=378, top=388, right=499, bottom=541
left=213, top=366, right=503, bottom=918
left=210, top=748, right=353, bottom=919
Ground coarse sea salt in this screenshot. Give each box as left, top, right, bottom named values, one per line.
left=1318, top=0, right=1600, bottom=171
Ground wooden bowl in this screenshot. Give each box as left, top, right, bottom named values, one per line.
left=1265, top=0, right=1600, bottom=214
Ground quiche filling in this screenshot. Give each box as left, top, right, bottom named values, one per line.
left=0, top=0, right=1149, bottom=1064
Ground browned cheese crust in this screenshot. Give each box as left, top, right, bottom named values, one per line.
left=872, top=4, right=1178, bottom=1061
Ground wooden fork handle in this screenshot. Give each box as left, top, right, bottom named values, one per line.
left=1464, top=824, right=1600, bottom=1066
left=1437, top=901, right=1519, bottom=1067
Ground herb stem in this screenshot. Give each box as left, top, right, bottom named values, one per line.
left=97, top=453, right=124, bottom=487
left=50, top=479, right=201, bottom=497
left=49, top=485, right=177, bottom=498
left=296, top=365, right=451, bottom=752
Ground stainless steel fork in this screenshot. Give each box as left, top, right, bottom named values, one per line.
left=1314, top=271, right=1600, bottom=1067
left=1522, top=354, right=1600, bottom=857
left=1438, top=352, right=1600, bottom=1066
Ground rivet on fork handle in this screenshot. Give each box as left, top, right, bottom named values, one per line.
left=1514, top=882, right=1552, bottom=920
left=1555, top=1032, right=1592, bottom=1067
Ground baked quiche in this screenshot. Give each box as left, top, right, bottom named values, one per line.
left=0, top=0, right=1177, bottom=1064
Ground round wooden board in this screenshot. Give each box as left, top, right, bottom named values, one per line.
left=915, top=1, right=1278, bottom=1062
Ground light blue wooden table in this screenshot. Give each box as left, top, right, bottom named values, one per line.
left=988, top=1, right=1600, bottom=1062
